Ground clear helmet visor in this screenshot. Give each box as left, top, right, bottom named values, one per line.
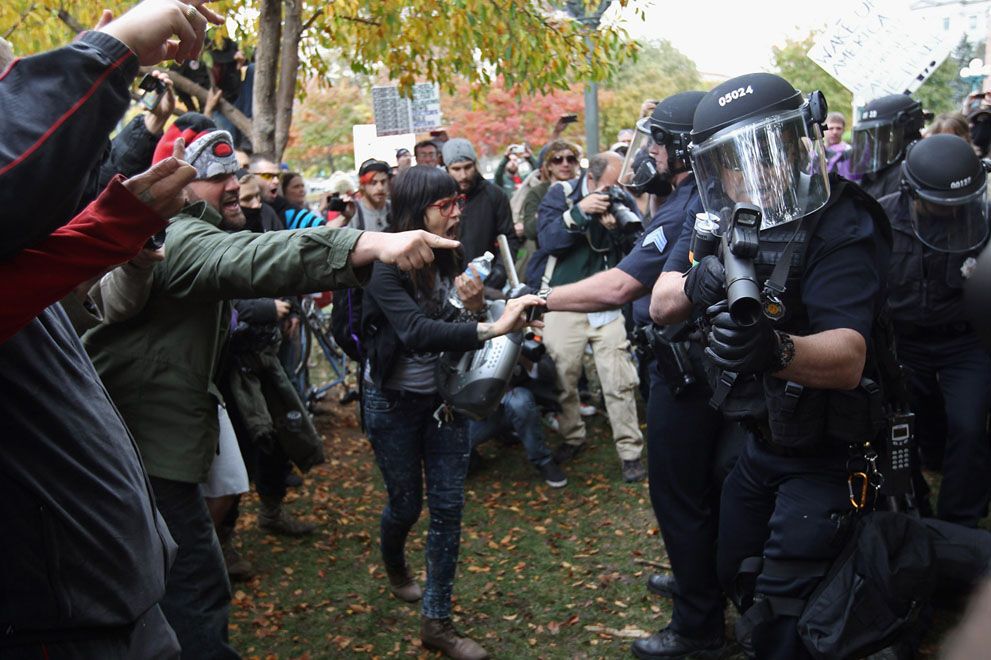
left=909, top=185, right=990, bottom=253
left=690, top=108, right=830, bottom=230
left=850, top=122, right=903, bottom=175
left=619, top=128, right=664, bottom=190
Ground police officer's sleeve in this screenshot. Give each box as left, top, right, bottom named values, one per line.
left=802, top=198, right=887, bottom=342
left=661, top=213, right=696, bottom=274
left=618, top=210, right=679, bottom=287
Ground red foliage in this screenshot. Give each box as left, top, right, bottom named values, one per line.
left=439, top=77, right=585, bottom=157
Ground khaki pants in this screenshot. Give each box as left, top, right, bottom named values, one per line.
left=542, top=311, right=643, bottom=461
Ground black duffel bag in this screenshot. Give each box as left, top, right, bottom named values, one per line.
left=797, top=512, right=934, bottom=659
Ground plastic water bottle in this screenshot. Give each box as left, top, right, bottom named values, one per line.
left=449, top=252, right=494, bottom=308
left=465, top=251, right=494, bottom=281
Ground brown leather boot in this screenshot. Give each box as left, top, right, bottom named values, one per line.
left=221, top=532, right=254, bottom=583
left=385, top=564, right=422, bottom=602
left=420, top=616, right=489, bottom=660
left=258, top=495, right=316, bottom=537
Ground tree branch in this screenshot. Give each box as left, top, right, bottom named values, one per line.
left=3, top=2, right=36, bottom=40
left=56, top=8, right=86, bottom=35
left=145, top=67, right=254, bottom=137
left=300, top=10, right=321, bottom=36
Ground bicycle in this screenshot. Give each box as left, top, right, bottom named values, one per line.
left=292, top=294, right=359, bottom=409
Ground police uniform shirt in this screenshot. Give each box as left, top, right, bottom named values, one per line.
left=667, top=192, right=888, bottom=342
left=617, top=175, right=703, bottom=325
left=663, top=209, right=701, bottom=275
left=879, top=191, right=980, bottom=327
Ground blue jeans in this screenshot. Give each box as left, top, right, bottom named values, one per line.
left=468, top=387, right=552, bottom=468
left=363, top=384, right=470, bottom=619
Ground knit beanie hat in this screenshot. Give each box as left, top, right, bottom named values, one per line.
left=184, top=130, right=239, bottom=180
left=152, top=112, right=216, bottom=165
left=442, top=138, right=477, bottom=166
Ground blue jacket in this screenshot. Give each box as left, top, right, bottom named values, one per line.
left=525, top=177, right=637, bottom=288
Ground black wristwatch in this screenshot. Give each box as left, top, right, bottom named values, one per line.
left=773, top=331, right=796, bottom=371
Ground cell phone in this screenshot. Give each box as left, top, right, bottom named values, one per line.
left=560, top=114, right=579, bottom=124
left=328, top=194, right=346, bottom=213
left=138, top=73, right=165, bottom=110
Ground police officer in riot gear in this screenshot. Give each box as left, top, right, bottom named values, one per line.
left=879, top=134, right=991, bottom=527
left=650, top=72, right=891, bottom=659
left=534, top=92, right=737, bottom=657
left=851, top=93, right=926, bottom=200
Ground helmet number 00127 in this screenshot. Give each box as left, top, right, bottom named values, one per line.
left=718, top=86, right=755, bottom=107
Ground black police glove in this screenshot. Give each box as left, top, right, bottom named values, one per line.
left=704, top=301, right=780, bottom=375
left=683, top=256, right=726, bottom=319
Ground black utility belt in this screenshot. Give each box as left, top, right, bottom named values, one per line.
left=896, top=321, right=973, bottom=340
left=748, top=422, right=844, bottom=459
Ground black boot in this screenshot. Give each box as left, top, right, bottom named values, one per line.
left=631, top=627, right=724, bottom=659
left=646, top=573, right=679, bottom=598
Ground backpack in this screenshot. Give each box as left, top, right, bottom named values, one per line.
left=734, top=512, right=935, bottom=659
left=330, top=288, right=364, bottom=362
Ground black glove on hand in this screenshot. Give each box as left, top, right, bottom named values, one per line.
left=683, top=256, right=726, bottom=319
left=704, top=301, right=780, bottom=375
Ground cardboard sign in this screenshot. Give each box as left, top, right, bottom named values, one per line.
left=808, top=0, right=954, bottom=100
left=352, top=124, right=415, bottom=167
left=371, top=83, right=443, bottom=136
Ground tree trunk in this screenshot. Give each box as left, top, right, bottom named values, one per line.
left=252, top=0, right=282, bottom=157
left=274, top=0, right=303, bottom=160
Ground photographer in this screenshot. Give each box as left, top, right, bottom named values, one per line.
left=524, top=151, right=645, bottom=481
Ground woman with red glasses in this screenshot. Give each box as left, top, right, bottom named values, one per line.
left=360, top=165, right=542, bottom=660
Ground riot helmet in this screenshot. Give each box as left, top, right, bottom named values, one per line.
left=850, top=94, right=926, bottom=176
left=901, top=133, right=990, bottom=253
left=689, top=72, right=830, bottom=230
left=619, top=91, right=705, bottom=196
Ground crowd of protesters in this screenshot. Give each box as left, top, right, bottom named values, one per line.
left=7, top=1, right=991, bottom=659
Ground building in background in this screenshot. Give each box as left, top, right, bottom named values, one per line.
left=912, top=0, right=991, bottom=43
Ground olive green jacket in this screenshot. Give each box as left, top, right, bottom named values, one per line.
left=85, top=202, right=366, bottom=483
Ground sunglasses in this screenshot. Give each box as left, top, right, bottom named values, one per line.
left=429, top=194, right=467, bottom=216
left=550, top=154, right=579, bottom=165
left=650, top=125, right=674, bottom=147
left=254, top=172, right=280, bottom=181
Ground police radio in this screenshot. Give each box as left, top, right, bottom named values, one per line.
left=878, top=411, right=916, bottom=503
left=722, top=203, right=762, bottom=326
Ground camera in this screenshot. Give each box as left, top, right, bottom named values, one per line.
left=327, top=193, right=346, bottom=213
left=138, top=73, right=166, bottom=110
left=594, top=185, right=642, bottom=232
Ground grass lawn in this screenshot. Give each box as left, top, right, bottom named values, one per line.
left=228, top=367, right=964, bottom=658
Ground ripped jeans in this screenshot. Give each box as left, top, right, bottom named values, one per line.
left=363, top=383, right=470, bottom=619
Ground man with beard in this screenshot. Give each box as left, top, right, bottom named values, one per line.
left=84, top=129, right=461, bottom=657
left=443, top=138, right=520, bottom=288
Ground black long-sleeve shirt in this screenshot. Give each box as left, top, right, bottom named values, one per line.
left=362, top=261, right=483, bottom=387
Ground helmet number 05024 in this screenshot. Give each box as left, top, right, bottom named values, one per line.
left=718, top=86, right=754, bottom=107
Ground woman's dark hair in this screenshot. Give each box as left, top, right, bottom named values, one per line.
left=279, top=171, right=302, bottom=196
left=391, top=165, right=463, bottom=292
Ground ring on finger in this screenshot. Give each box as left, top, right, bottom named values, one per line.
left=183, top=3, right=198, bottom=22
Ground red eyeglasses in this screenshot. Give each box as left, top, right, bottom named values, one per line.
left=429, top=194, right=466, bottom=217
